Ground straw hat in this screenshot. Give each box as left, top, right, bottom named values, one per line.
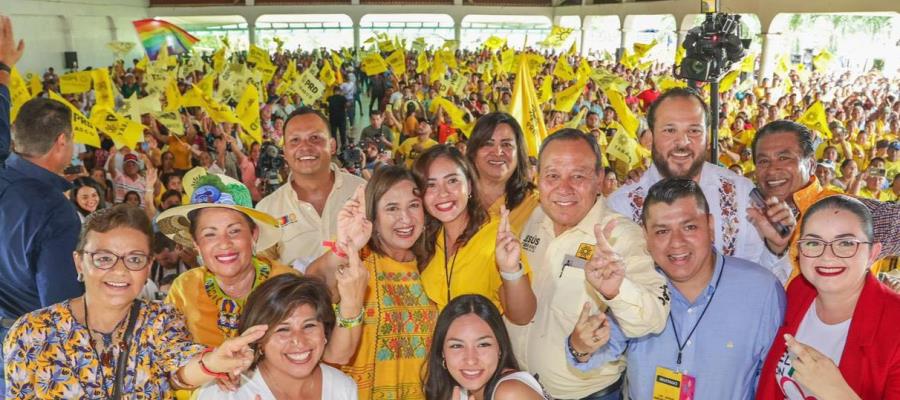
left=156, top=167, right=280, bottom=252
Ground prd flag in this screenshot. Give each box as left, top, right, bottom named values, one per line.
left=386, top=49, right=407, bottom=76
left=59, top=71, right=93, bottom=95
left=48, top=91, right=100, bottom=148
left=603, top=88, right=640, bottom=138
left=797, top=101, right=833, bottom=139
left=9, top=68, right=33, bottom=122
left=235, top=84, right=263, bottom=144
left=90, top=108, right=145, bottom=150
left=552, top=78, right=587, bottom=112
left=91, top=68, right=116, bottom=111
left=540, top=25, right=574, bottom=48
left=361, top=53, right=389, bottom=76
left=552, top=57, right=575, bottom=81
left=509, top=58, right=549, bottom=157
left=484, top=36, right=506, bottom=50
left=132, top=18, right=199, bottom=60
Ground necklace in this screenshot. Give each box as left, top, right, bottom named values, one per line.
left=82, top=297, right=130, bottom=396
left=203, top=257, right=270, bottom=338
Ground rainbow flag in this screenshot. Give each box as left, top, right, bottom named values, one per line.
left=132, top=18, right=199, bottom=60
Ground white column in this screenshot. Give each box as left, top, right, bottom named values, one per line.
left=759, top=32, right=782, bottom=79
left=248, top=20, right=256, bottom=46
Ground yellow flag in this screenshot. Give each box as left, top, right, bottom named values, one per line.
left=565, top=41, right=578, bottom=57
left=136, top=56, right=149, bottom=71
left=553, top=78, right=587, bottom=112
left=813, top=49, right=833, bottom=71
left=164, top=78, right=182, bottom=112
left=718, top=69, right=741, bottom=93
left=28, top=74, right=42, bottom=98
left=675, top=45, right=686, bottom=65
left=91, top=68, right=115, bottom=111
left=632, top=40, right=658, bottom=60
left=190, top=84, right=240, bottom=124
left=591, top=69, right=629, bottom=92
left=740, top=53, right=757, bottom=73
left=295, top=71, right=326, bottom=106
left=248, top=45, right=271, bottom=66
left=430, top=58, right=447, bottom=84
left=48, top=91, right=100, bottom=147
left=213, top=47, right=226, bottom=73
left=540, top=25, right=574, bottom=47
left=319, top=61, right=336, bottom=87
left=797, top=101, right=833, bottom=139
left=90, top=108, right=144, bottom=149
left=607, top=128, right=641, bottom=168
left=430, top=97, right=467, bottom=128
left=416, top=52, right=430, bottom=74
left=553, top=58, right=575, bottom=81
left=656, top=76, right=687, bottom=91
left=361, top=53, right=389, bottom=76
left=255, top=62, right=278, bottom=87
left=565, top=107, right=588, bottom=130
left=60, top=71, right=93, bottom=94
left=386, top=49, right=407, bottom=76
left=509, top=58, right=549, bottom=157
left=484, top=36, right=506, bottom=50
left=152, top=111, right=184, bottom=136
left=378, top=38, right=396, bottom=53
left=576, top=59, right=592, bottom=81
left=775, top=55, right=790, bottom=77
left=538, top=77, right=553, bottom=104
left=9, top=68, right=32, bottom=122
left=603, top=88, right=639, bottom=138
left=235, top=84, right=262, bottom=144
left=501, top=48, right=516, bottom=73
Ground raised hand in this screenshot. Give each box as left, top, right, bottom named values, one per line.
left=335, top=239, right=369, bottom=316
left=206, top=324, right=267, bottom=376
left=784, top=334, right=860, bottom=399
left=569, top=302, right=610, bottom=359
left=584, top=220, right=626, bottom=299
left=0, top=16, right=25, bottom=67
left=336, top=185, right=373, bottom=253
left=747, top=196, right=796, bottom=255
left=495, top=206, right=521, bottom=274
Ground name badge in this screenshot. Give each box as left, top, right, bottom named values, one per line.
left=652, top=366, right=696, bottom=400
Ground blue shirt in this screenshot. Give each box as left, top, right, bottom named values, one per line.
left=0, top=84, right=10, bottom=167
left=568, top=253, right=785, bottom=400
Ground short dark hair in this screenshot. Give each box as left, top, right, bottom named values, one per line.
left=647, top=87, right=709, bottom=133
left=283, top=106, right=330, bottom=132
left=13, top=97, right=72, bottom=157
left=751, top=120, right=815, bottom=163
left=76, top=204, right=154, bottom=253
left=160, top=172, right=183, bottom=188
left=152, top=231, right=176, bottom=254
left=641, top=178, right=710, bottom=226
left=538, top=128, right=603, bottom=173
left=423, top=295, right=520, bottom=400
left=801, top=195, right=873, bottom=242
left=238, top=274, right=336, bottom=370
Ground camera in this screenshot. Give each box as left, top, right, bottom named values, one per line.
left=340, top=144, right=365, bottom=176
left=256, top=142, right=285, bottom=196
left=678, top=13, right=751, bottom=82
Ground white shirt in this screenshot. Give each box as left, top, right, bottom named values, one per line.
left=507, top=199, right=668, bottom=398
left=459, top=371, right=545, bottom=400
left=607, top=162, right=791, bottom=284
left=255, top=164, right=365, bottom=269
left=775, top=302, right=851, bottom=400
left=194, top=364, right=358, bottom=400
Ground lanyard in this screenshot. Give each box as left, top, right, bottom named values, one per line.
left=670, top=254, right=725, bottom=365
left=443, top=230, right=460, bottom=305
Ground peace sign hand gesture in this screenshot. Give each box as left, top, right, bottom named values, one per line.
left=584, top=220, right=626, bottom=300
left=336, top=185, right=373, bottom=254
left=495, top=206, right=521, bottom=274
left=569, top=302, right=610, bottom=360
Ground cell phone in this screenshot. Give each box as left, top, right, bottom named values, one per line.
left=869, top=168, right=886, bottom=177
left=64, top=165, right=82, bottom=175
left=749, top=188, right=791, bottom=237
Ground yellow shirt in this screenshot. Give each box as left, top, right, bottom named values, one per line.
left=420, top=218, right=531, bottom=312
left=342, top=252, right=437, bottom=400
left=506, top=199, right=668, bottom=398
left=165, top=257, right=298, bottom=347
left=858, top=187, right=893, bottom=201
left=488, top=191, right=540, bottom=237
left=398, top=137, right=438, bottom=169
left=255, top=164, right=366, bottom=267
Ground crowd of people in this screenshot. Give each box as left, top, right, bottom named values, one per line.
left=1, top=12, right=900, bottom=400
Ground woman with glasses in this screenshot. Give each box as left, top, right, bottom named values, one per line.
left=756, top=195, right=900, bottom=399
left=2, top=205, right=267, bottom=399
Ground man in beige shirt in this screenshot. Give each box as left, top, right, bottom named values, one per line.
left=509, top=129, right=669, bottom=399
left=256, top=108, right=365, bottom=270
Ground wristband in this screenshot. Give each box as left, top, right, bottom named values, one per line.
left=0, top=63, right=10, bottom=74
left=322, top=240, right=348, bottom=259
left=499, top=262, right=525, bottom=281
left=567, top=336, right=591, bottom=360
left=335, top=304, right=364, bottom=328
left=198, top=347, right=229, bottom=380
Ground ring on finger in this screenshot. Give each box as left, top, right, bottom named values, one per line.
left=592, top=336, right=601, bottom=342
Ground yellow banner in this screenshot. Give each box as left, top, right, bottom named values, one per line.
left=248, top=45, right=271, bottom=66
left=416, top=51, right=430, bottom=74
left=604, top=88, right=639, bottom=138
left=235, top=84, right=263, bottom=144
left=540, top=25, right=574, bottom=48
left=60, top=71, right=93, bottom=94
left=632, top=40, right=658, bottom=60
left=361, top=53, right=389, bottom=76
left=164, top=78, right=181, bottom=112
left=28, top=74, right=42, bottom=98
left=9, top=68, right=32, bottom=122
left=740, top=53, right=757, bottom=73
left=797, top=101, right=833, bottom=139
left=319, top=60, right=336, bottom=87
left=607, top=122, right=641, bottom=168
left=538, top=77, right=553, bottom=104
left=718, top=69, right=741, bottom=93
left=386, top=49, right=407, bottom=76
left=295, top=71, right=326, bottom=106
left=509, top=58, right=549, bottom=157
left=49, top=91, right=100, bottom=148
left=813, top=49, right=833, bottom=71
left=212, top=47, right=226, bottom=73
left=152, top=111, right=184, bottom=136
left=90, top=108, right=144, bottom=150
left=91, top=68, right=115, bottom=111
left=484, top=36, right=506, bottom=50
left=552, top=78, right=587, bottom=112
left=553, top=58, right=575, bottom=81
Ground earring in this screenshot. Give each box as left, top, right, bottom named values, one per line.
left=76, top=272, right=84, bottom=282
left=196, top=254, right=205, bottom=266
left=442, top=358, right=446, bottom=369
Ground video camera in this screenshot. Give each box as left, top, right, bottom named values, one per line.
left=678, top=13, right=751, bottom=82
left=256, top=142, right=285, bottom=196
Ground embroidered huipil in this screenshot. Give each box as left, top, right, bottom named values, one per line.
left=607, top=163, right=791, bottom=284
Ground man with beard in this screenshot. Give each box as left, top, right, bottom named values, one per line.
left=608, top=88, right=795, bottom=283
left=256, top=108, right=365, bottom=270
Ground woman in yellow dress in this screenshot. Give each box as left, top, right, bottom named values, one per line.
left=308, top=165, right=438, bottom=400
left=156, top=168, right=366, bottom=365
left=412, top=145, right=536, bottom=324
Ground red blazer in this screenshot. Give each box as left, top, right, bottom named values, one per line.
left=757, top=273, right=900, bottom=399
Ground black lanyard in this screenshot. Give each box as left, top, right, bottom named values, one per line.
left=443, top=230, right=460, bottom=305
left=83, top=298, right=141, bottom=399
left=670, top=254, right=725, bottom=365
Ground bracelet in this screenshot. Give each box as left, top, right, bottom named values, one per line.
left=171, top=364, right=197, bottom=390
left=198, top=347, right=229, bottom=380
left=322, top=240, right=348, bottom=259
left=567, top=336, right=591, bottom=360
left=499, top=262, right=525, bottom=281
left=335, top=304, right=364, bottom=328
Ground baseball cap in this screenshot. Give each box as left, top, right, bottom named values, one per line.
left=890, top=141, right=900, bottom=151
left=124, top=153, right=140, bottom=164
left=817, top=159, right=835, bottom=171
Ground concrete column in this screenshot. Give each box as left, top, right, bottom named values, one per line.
left=454, top=22, right=461, bottom=43
left=354, top=23, right=361, bottom=57
left=248, top=20, right=256, bottom=46
left=759, top=32, right=782, bottom=78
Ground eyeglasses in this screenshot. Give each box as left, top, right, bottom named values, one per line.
left=796, top=239, right=871, bottom=258
left=81, top=251, right=151, bottom=271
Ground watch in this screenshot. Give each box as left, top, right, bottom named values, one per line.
left=0, top=63, right=10, bottom=74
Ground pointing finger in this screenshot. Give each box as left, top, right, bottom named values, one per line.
left=499, top=206, right=510, bottom=234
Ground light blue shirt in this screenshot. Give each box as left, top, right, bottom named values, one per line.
left=568, top=252, right=785, bottom=400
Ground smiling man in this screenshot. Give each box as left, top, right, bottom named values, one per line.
left=568, top=178, right=785, bottom=400
left=508, top=129, right=668, bottom=400
left=256, top=108, right=365, bottom=270
left=608, top=88, right=795, bottom=284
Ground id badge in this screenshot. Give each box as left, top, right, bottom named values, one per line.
left=652, top=366, right=696, bottom=400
